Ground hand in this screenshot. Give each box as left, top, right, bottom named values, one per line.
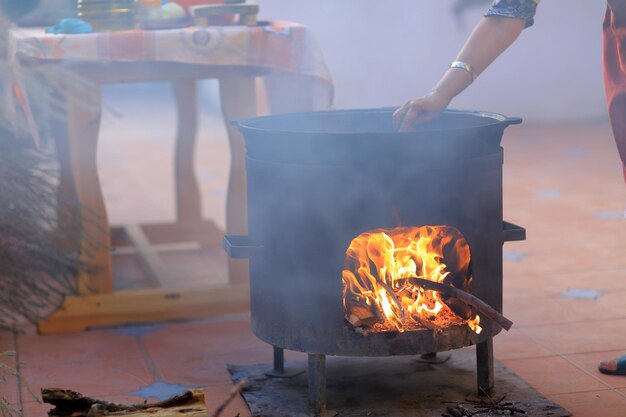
left=392, top=92, right=450, bottom=132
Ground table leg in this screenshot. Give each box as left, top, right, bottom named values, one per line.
left=61, top=84, right=112, bottom=295
left=172, top=79, right=202, bottom=224
left=219, top=77, right=257, bottom=285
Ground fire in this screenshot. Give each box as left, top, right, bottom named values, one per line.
left=342, top=225, right=482, bottom=334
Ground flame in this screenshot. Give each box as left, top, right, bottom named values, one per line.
left=342, top=225, right=481, bottom=334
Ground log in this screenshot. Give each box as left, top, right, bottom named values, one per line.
left=395, top=278, right=513, bottom=331
left=347, top=305, right=380, bottom=327
left=42, top=388, right=208, bottom=417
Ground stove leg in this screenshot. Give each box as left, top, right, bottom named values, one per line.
left=308, top=353, right=326, bottom=415
left=273, top=346, right=284, bottom=374
left=476, top=338, right=494, bottom=396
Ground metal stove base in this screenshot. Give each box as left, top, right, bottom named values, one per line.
left=228, top=348, right=571, bottom=417
left=268, top=339, right=495, bottom=415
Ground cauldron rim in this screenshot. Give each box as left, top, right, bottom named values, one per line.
left=236, top=107, right=521, bottom=136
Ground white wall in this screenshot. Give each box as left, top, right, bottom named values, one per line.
left=258, top=0, right=607, bottom=123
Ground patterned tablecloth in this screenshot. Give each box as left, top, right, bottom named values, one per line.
left=7, top=21, right=334, bottom=141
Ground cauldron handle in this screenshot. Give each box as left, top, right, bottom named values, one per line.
left=222, top=235, right=263, bottom=259
left=504, top=117, right=523, bottom=126
left=503, top=221, right=526, bottom=242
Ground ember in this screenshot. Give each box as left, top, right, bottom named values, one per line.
left=342, top=225, right=482, bottom=334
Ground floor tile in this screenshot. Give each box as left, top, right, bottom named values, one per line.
left=493, top=328, right=555, bottom=361
left=148, top=348, right=266, bottom=388
left=140, top=316, right=264, bottom=358
left=139, top=316, right=307, bottom=387
left=502, top=296, right=623, bottom=327
left=502, top=272, right=567, bottom=299
left=204, top=384, right=252, bottom=417
left=146, top=341, right=305, bottom=388
left=19, top=400, right=51, bottom=417
left=550, top=269, right=626, bottom=293
left=17, top=329, right=154, bottom=398
left=501, top=356, right=609, bottom=395
left=140, top=316, right=263, bottom=386
left=547, top=390, right=626, bottom=417
left=522, top=318, right=626, bottom=355
left=597, top=290, right=626, bottom=316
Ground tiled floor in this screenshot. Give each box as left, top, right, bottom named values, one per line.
left=1, top=89, right=626, bottom=416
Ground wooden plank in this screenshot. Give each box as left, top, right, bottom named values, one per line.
left=111, top=241, right=201, bottom=256
left=110, top=220, right=224, bottom=247
left=124, top=224, right=170, bottom=287
left=37, top=285, right=250, bottom=334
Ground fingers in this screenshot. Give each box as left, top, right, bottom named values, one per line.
left=393, top=100, right=426, bottom=132
left=399, top=105, right=424, bottom=132
left=392, top=106, right=406, bottom=131
left=393, top=94, right=448, bottom=132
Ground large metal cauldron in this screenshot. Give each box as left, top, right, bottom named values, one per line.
left=224, top=108, right=525, bottom=411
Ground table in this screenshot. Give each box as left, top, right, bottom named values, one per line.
left=10, top=22, right=333, bottom=333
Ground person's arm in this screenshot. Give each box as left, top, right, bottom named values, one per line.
left=392, top=15, right=525, bottom=132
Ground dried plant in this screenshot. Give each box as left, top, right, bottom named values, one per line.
left=0, top=2, right=88, bottom=415
left=1, top=351, right=21, bottom=417
left=0, top=3, right=87, bottom=327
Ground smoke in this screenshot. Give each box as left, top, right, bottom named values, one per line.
left=451, top=0, right=492, bottom=30
left=255, top=0, right=606, bottom=122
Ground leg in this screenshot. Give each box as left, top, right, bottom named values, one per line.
left=476, top=338, right=494, bottom=396
left=273, top=345, right=284, bottom=374
left=172, top=79, right=202, bottom=224
left=603, top=3, right=626, bottom=184
left=308, top=354, right=326, bottom=415
left=265, top=346, right=304, bottom=378
left=219, top=77, right=257, bottom=285
left=58, top=82, right=112, bottom=295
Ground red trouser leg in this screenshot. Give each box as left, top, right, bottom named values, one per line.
left=603, top=2, right=626, bottom=185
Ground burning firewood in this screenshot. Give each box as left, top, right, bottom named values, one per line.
left=342, top=226, right=498, bottom=334
left=347, top=305, right=380, bottom=327
left=396, top=278, right=513, bottom=331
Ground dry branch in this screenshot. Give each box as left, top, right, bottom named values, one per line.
left=209, top=380, right=245, bottom=417
left=396, top=278, right=513, bottom=330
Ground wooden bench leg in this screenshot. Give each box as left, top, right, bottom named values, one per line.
left=172, top=79, right=203, bottom=224
left=219, top=76, right=257, bottom=285
left=62, top=83, right=113, bottom=295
